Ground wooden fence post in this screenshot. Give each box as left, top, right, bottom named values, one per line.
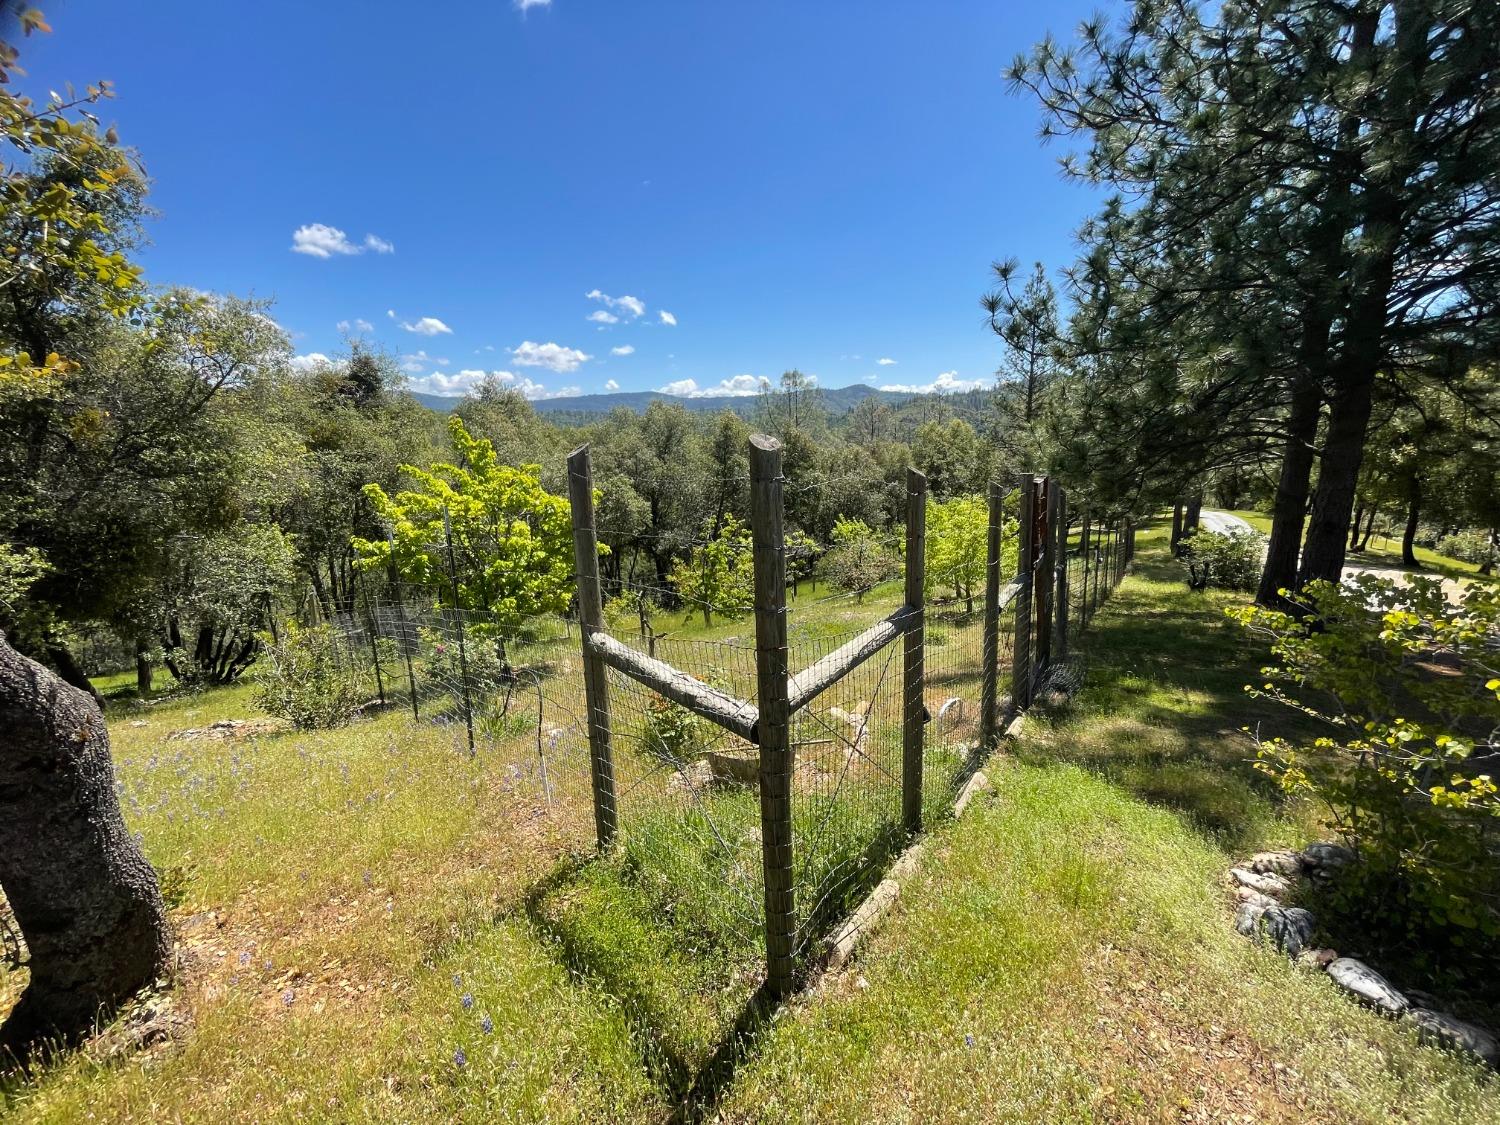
left=442, top=507, right=476, bottom=758
left=902, top=467, right=927, bottom=835
left=568, top=445, right=619, bottom=850
left=749, top=435, right=795, bottom=997
left=979, top=481, right=1003, bottom=750
left=1053, top=486, right=1069, bottom=660
left=1012, top=474, right=1035, bottom=711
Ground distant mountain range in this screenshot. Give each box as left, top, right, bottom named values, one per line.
left=408, top=382, right=923, bottom=418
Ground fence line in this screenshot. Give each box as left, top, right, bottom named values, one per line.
left=322, top=440, right=1134, bottom=997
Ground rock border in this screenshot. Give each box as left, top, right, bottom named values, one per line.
left=1227, top=843, right=1497, bottom=1069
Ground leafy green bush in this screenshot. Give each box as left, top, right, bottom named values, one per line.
left=254, top=623, right=369, bottom=729
left=1233, top=577, right=1500, bottom=988
left=1437, top=529, right=1498, bottom=572
left=1180, top=528, right=1263, bottom=591
left=641, top=693, right=706, bottom=767
left=822, top=517, right=899, bottom=603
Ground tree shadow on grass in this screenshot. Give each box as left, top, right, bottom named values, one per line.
left=1018, top=543, right=1321, bottom=852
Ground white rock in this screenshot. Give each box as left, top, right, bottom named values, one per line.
left=1327, top=957, right=1408, bottom=1016
left=1230, top=867, right=1292, bottom=899
left=1256, top=906, right=1316, bottom=958
left=1405, top=1009, right=1498, bottom=1068
left=1235, top=900, right=1267, bottom=937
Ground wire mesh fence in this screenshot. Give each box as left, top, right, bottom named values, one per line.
left=319, top=450, right=1134, bottom=995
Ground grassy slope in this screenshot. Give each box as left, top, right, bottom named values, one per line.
left=719, top=524, right=1500, bottom=1122
left=4, top=526, right=1497, bottom=1121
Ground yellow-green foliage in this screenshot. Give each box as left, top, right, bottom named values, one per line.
left=355, top=417, right=575, bottom=635
left=668, top=515, right=754, bottom=625
left=1234, top=575, right=1500, bottom=982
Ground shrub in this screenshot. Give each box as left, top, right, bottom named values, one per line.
left=1437, top=529, right=1498, bottom=572
left=1232, top=577, right=1500, bottom=989
left=1179, top=528, right=1263, bottom=591
left=822, top=517, right=899, bottom=603
left=254, top=623, right=369, bottom=729
left=641, top=693, right=705, bottom=767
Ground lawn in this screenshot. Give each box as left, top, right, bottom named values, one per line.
left=1225, top=509, right=1496, bottom=585
left=2, top=522, right=1496, bottom=1121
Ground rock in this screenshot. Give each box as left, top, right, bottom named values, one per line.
left=1256, top=906, right=1316, bottom=958
left=1327, top=957, right=1408, bottom=1016
left=1302, top=842, right=1355, bottom=871
left=1296, top=947, right=1338, bottom=970
left=1248, top=850, right=1305, bottom=877
left=704, top=751, right=760, bottom=786
left=1233, top=886, right=1278, bottom=910
left=1230, top=867, right=1292, bottom=899
left=1405, top=1009, right=1499, bottom=1068
left=1235, top=900, right=1268, bottom=937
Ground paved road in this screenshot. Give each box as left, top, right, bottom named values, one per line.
left=1198, top=511, right=1254, bottom=536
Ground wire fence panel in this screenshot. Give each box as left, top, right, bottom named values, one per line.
left=317, top=454, right=1138, bottom=991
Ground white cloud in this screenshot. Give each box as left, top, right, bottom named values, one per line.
left=877, top=357, right=897, bottom=366
left=658, top=310, right=678, bottom=326
left=515, top=0, right=551, bottom=9
left=511, top=340, right=591, bottom=373
left=408, top=367, right=579, bottom=400
left=289, top=352, right=333, bottom=371
left=386, top=309, right=396, bottom=319
left=610, top=345, right=635, bottom=357
left=586, top=289, right=646, bottom=319
left=337, top=318, right=375, bottom=333
left=657, top=374, right=768, bottom=398
left=588, top=310, right=619, bottom=325
left=401, top=349, right=449, bottom=373
left=878, top=370, right=985, bottom=395
left=291, top=223, right=394, bottom=259
left=605, top=379, right=620, bottom=391
left=402, top=316, right=453, bottom=336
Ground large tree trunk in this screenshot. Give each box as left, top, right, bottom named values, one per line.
left=1401, top=479, right=1422, bottom=568
left=1257, top=377, right=1322, bottom=607
left=1170, top=502, right=1184, bottom=555
left=1298, top=373, right=1377, bottom=587
left=1349, top=505, right=1364, bottom=551
left=43, top=641, right=103, bottom=709
left=1183, top=493, right=1202, bottom=537
left=0, top=632, right=171, bottom=1059
left=134, top=637, right=152, bottom=699
left=1357, top=505, right=1377, bottom=551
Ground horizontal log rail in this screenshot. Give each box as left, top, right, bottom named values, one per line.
left=587, top=632, right=760, bottom=743
left=787, top=605, right=919, bottom=714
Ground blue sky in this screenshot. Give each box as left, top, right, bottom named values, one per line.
left=27, top=0, right=1106, bottom=400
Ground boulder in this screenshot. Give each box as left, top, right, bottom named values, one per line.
left=1257, top=906, right=1316, bottom=958
left=1233, top=886, right=1278, bottom=910
left=1248, top=850, right=1305, bottom=877
left=1235, top=900, right=1267, bottom=937
left=1327, top=957, right=1408, bottom=1016
left=1405, top=1008, right=1499, bottom=1068
left=1230, top=867, right=1292, bottom=899
left=1302, top=842, right=1355, bottom=871
left=1296, top=947, right=1338, bottom=970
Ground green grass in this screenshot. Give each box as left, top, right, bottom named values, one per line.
left=5, top=524, right=1498, bottom=1120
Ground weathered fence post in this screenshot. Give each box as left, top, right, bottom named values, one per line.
left=1036, top=478, right=1056, bottom=673
left=1012, top=474, right=1035, bottom=711
left=442, top=506, right=477, bottom=758
left=749, top=435, right=795, bottom=997
left=979, top=481, right=1003, bottom=750
left=902, top=467, right=927, bottom=835
left=1053, top=486, right=1069, bottom=660
left=567, top=445, right=619, bottom=849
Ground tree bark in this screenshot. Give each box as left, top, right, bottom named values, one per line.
left=1170, top=502, right=1184, bottom=555
left=1298, top=373, right=1377, bottom=587
left=1257, top=376, right=1322, bottom=607
left=1358, top=505, right=1377, bottom=551
left=1183, top=493, right=1202, bottom=537
left=0, top=632, right=171, bottom=1059
left=1401, top=479, right=1422, bottom=568
left=43, top=641, right=103, bottom=709
left=1349, top=505, right=1364, bottom=551
left=134, top=637, right=152, bottom=698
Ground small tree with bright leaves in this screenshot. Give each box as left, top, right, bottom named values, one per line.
left=669, top=515, right=753, bottom=627
left=823, top=517, right=898, bottom=604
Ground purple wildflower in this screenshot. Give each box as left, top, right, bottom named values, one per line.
left=453, top=1047, right=467, bottom=1070
left=480, top=1014, right=494, bottom=1034
left=282, top=988, right=295, bottom=1007
left=461, top=992, right=474, bottom=1010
